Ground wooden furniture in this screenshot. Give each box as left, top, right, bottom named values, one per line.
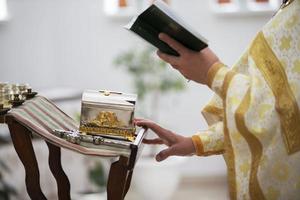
left=0, top=101, right=147, bottom=200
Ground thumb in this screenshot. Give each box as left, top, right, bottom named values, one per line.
left=156, top=147, right=175, bottom=162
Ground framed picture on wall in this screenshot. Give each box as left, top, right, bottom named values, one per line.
left=210, top=0, right=281, bottom=15
left=210, top=0, right=240, bottom=13
left=103, top=0, right=138, bottom=19
left=247, top=0, right=280, bottom=12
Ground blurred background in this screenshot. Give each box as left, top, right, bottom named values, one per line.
left=0, top=0, right=280, bottom=199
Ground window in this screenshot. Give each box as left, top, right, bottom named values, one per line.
left=0, top=0, right=8, bottom=21
left=103, top=0, right=171, bottom=19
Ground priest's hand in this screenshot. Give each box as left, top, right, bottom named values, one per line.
left=134, top=118, right=196, bottom=162
left=157, top=33, right=220, bottom=85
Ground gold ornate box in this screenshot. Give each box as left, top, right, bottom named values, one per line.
left=79, top=90, right=137, bottom=141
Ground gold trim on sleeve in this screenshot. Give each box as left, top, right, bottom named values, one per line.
left=250, top=32, right=300, bottom=154
left=191, top=135, right=224, bottom=156
left=222, top=71, right=238, bottom=200
left=192, top=135, right=204, bottom=156
left=235, top=89, right=266, bottom=200
left=207, top=62, right=226, bottom=89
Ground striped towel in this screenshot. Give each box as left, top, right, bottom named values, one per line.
left=7, top=96, right=120, bottom=157
left=8, top=96, right=78, bottom=136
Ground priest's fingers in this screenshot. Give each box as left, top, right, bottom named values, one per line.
left=133, top=118, right=143, bottom=124
left=134, top=119, right=174, bottom=141
left=134, top=118, right=152, bottom=127
left=156, top=146, right=176, bottom=162
left=157, top=50, right=180, bottom=66
left=143, top=138, right=164, bottom=145
left=159, top=33, right=187, bottom=55
left=135, top=119, right=169, bottom=136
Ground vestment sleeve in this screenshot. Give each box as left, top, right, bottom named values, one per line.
left=192, top=62, right=249, bottom=156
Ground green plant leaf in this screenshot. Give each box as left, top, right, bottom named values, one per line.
left=88, top=162, right=106, bottom=191
left=113, top=46, right=186, bottom=101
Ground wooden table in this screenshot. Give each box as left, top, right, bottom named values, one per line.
left=0, top=102, right=147, bottom=200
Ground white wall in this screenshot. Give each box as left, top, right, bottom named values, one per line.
left=0, top=0, right=273, bottom=176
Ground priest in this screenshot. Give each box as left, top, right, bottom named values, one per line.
left=135, top=0, right=300, bottom=199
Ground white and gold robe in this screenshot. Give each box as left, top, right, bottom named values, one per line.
left=192, top=1, right=300, bottom=199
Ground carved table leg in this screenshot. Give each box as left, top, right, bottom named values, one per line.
left=7, top=117, right=47, bottom=200
left=107, top=156, right=131, bottom=200
left=46, top=142, right=71, bottom=200
left=124, top=170, right=133, bottom=197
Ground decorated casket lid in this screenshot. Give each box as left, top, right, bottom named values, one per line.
left=82, top=90, right=137, bottom=107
